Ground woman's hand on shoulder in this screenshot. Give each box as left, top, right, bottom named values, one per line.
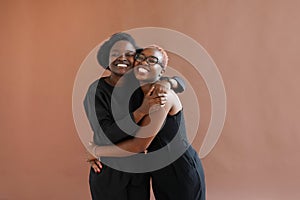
left=138, top=85, right=169, bottom=115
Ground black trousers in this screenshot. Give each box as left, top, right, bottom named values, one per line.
left=89, top=164, right=150, bottom=200
left=151, top=148, right=206, bottom=200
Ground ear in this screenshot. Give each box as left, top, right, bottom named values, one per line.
left=159, top=68, right=165, bottom=76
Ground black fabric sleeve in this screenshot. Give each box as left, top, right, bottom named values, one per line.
left=83, top=80, right=139, bottom=145
left=161, top=76, right=186, bottom=93
left=172, top=76, right=186, bottom=93
left=94, top=92, right=139, bottom=144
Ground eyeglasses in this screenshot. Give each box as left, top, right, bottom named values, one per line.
left=135, top=53, right=164, bottom=68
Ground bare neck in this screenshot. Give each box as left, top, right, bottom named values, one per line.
left=107, top=73, right=126, bottom=86
left=140, top=82, right=153, bottom=95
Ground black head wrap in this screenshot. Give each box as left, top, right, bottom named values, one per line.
left=97, top=32, right=138, bottom=69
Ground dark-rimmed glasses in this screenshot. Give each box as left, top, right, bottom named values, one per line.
left=135, top=53, right=164, bottom=68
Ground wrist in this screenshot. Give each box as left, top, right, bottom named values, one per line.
left=136, top=108, right=146, bottom=117
left=93, top=145, right=99, bottom=158
left=86, top=158, right=97, bottom=163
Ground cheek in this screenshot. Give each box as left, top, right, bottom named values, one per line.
left=128, top=57, right=134, bottom=63
left=109, top=56, right=117, bottom=63
left=149, top=70, right=160, bottom=78
left=133, top=61, right=139, bottom=67
left=154, top=67, right=163, bottom=75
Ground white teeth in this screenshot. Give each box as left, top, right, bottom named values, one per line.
left=117, top=64, right=128, bottom=67
left=138, top=68, right=148, bottom=73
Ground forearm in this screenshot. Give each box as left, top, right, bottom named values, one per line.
left=160, top=76, right=186, bottom=93
left=172, top=76, right=185, bottom=93
left=132, top=109, right=146, bottom=124
left=93, top=103, right=171, bottom=158
left=85, top=80, right=146, bottom=145
left=94, top=116, right=154, bottom=157
left=99, top=107, right=148, bottom=143
left=93, top=137, right=152, bottom=157
left=86, top=149, right=97, bottom=162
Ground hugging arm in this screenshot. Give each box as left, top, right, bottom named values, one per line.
left=91, top=91, right=175, bottom=157
left=159, top=76, right=186, bottom=93
left=84, top=81, right=144, bottom=172
left=84, top=82, right=166, bottom=159
left=83, top=83, right=134, bottom=145
left=93, top=85, right=165, bottom=144
left=84, top=82, right=160, bottom=145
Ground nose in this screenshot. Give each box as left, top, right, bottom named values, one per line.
left=137, top=58, right=147, bottom=65
left=118, top=53, right=127, bottom=60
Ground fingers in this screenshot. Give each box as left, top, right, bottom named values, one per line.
left=153, top=84, right=169, bottom=95
left=90, top=160, right=102, bottom=173
left=148, top=85, right=169, bottom=97
left=146, top=85, right=155, bottom=96
left=154, top=95, right=167, bottom=105
left=150, top=93, right=167, bottom=101
left=95, top=160, right=102, bottom=169
left=160, top=98, right=167, bottom=106
left=156, top=97, right=167, bottom=105
left=156, top=93, right=167, bottom=98
left=142, top=87, right=168, bottom=114
left=91, top=163, right=101, bottom=173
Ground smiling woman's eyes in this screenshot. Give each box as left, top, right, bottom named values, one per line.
left=110, top=51, right=120, bottom=57
left=124, top=51, right=135, bottom=57
left=110, top=51, right=135, bottom=58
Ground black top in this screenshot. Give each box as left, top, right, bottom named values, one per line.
left=84, top=76, right=141, bottom=146
left=83, top=74, right=188, bottom=170
left=84, top=74, right=185, bottom=146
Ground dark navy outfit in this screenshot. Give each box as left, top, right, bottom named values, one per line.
left=84, top=76, right=205, bottom=200
left=147, top=111, right=206, bottom=200
left=84, top=77, right=150, bottom=200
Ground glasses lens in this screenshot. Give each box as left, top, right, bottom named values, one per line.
left=136, top=54, right=145, bottom=62
left=147, top=56, right=159, bottom=65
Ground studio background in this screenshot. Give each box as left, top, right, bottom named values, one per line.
left=1, top=0, right=299, bottom=199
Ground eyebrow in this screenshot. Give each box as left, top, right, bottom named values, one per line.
left=111, top=50, right=135, bottom=54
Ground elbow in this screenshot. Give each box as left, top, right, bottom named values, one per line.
left=126, top=138, right=151, bottom=153
left=125, top=140, right=148, bottom=153
left=134, top=143, right=149, bottom=153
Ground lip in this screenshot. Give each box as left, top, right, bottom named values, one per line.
left=113, top=60, right=131, bottom=67
left=117, top=63, right=128, bottom=68
left=136, top=65, right=150, bottom=72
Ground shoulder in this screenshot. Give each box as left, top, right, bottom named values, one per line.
left=84, top=78, right=105, bottom=101
left=87, top=77, right=112, bottom=93
left=167, top=89, right=179, bottom=103
left=167, top=90, right=182, bottom=115
left=88, top=79, right=100, bottom=90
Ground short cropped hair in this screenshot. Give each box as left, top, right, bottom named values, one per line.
left=147, top=45, right=168, bottom=68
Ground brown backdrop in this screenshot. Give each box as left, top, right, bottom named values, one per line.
left=1, top=0, right=300, bottom=199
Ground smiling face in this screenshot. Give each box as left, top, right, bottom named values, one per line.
left=109, top=40, right=136, bottom=76
left=134, top=47, right=166, bottom=83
